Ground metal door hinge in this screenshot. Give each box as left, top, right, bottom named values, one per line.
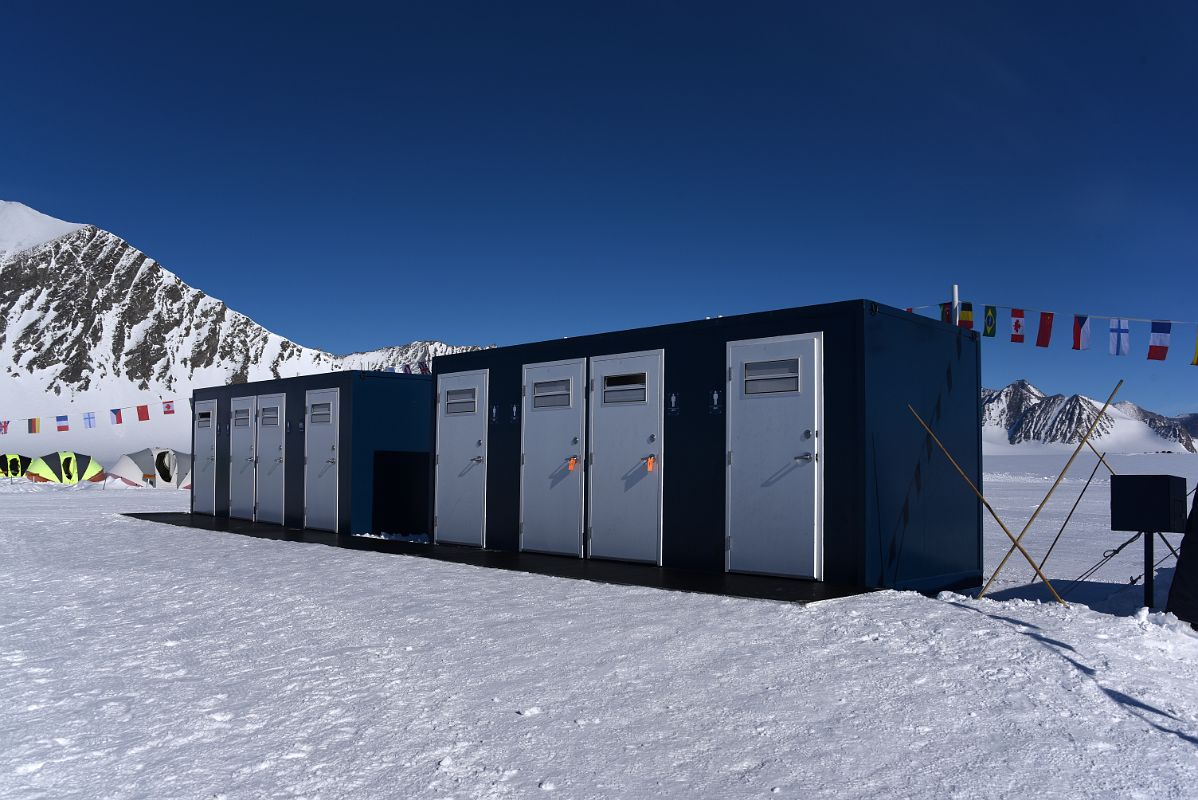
left=727, top=367, right=732, bottom=382
left=435, top=454, right=439, bottom=465
left=519, top=522, right=524, bottom=534
left=520, top=453, right=525, bottom=465
left=522, top=385, right=526, bottom=397
left=725, top=535, right=732, bottom=552
left=727, top=450, right=732, bottom=465
left=589, top=379, right=595, bottom=392
left=434, top=515, right=438, bottom=528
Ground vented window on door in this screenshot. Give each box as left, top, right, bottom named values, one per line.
left=310, top=402, right=332, bottom=423
left=602, top=373, right=647, bottom=404
left=744, top=358, right=800, bottom=395
left=261, top=407, right=280, bottom=426
left=445, top=388, right=477, bottom=415
left=197, top=411, right=212, bottom=428
left=233, top=409, right=251, bottom=427
left=532, top=379, right=571, bottom=408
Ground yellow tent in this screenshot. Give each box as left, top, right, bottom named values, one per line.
left=26, top=451, right=105, bottom=484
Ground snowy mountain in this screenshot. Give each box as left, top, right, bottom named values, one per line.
left=981, top=380, right=1195, bottom=453
left=0, top=201, right=477, bottom=460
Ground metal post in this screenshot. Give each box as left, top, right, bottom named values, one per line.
left=952, top=284, right=960, bottom=326
left=1144, top=530, right=1154, bottom=609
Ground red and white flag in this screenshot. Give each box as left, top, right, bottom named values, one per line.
left=1010, top=309, right=1025, bottom=343
left=1148, top=321, right=1171, bottom=360
left=110, top=408, right=123, bottom=425
left=1036, top=312, right=1054, bottom=347
left=136, top=404, right=150, bottom=422
left=1072, top=315, right=1091, bottom=351
left=162, top=400, right=175, bottom=415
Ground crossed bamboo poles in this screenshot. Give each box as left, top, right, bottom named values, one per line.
left=908, top=379, right=1124, bottom=606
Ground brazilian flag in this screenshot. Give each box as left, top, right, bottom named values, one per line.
left=983, top=305, right=997, bottom=337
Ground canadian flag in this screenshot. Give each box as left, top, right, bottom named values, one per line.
left=1010, top=309, right=1025, bottom=343
left=162, top=400, right=175, bottom=415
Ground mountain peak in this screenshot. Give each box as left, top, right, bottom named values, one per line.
left=0, top=200, right=86, bottom=262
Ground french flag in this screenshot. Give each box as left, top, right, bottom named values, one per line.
left=56, top=415, right=69, bottom=432
left=1148, top=320, right=1171, bottom=361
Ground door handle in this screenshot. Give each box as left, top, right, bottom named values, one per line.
left=326, top=458, right=336, bottom=464
left=567, top=455, right=579, bottom=472
left=794, top=453, right=814, bottom=462
left=246, top=457, right=256, bottom=463
left=471, top=455, right=485, bottom=463
left=642, top=454, right=657, bottom=472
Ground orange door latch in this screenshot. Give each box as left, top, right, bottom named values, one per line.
left=646, top=455, right=656, bottom=472
left=567, top=456, right=578, bottom=472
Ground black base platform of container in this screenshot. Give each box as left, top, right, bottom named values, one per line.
left=125, top=512, right=869, bottom=604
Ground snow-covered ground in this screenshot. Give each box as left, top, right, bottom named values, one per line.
left=1, top=456, right=1196, bottom=799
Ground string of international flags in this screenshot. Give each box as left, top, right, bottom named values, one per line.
left=909, top=302, right=1197, bottom=363
left=0, top=360, right=433, bottom=436
left=0, top=399, right=180, bottom=436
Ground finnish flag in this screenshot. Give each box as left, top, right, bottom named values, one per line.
left=1109, top=318, right=1130, bottom=356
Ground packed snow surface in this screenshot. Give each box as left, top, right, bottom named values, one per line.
left=0, top=201, right=83, bottom=262
left=1, top=456, right=1197, bottom=798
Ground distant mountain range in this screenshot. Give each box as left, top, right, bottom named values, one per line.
left=981, top=379, right=1195, bottom=453
left=0, top=201, right=477, bottom=459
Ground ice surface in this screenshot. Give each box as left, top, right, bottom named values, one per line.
left=1, top=458, right=1196, bottom=798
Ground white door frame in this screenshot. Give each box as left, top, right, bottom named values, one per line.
left=725, top=332, right=824, bottom=579
left=434, top=369, right=490, bottom=547
left=304, top=387, right=340, bottom=532
left=587, top=348, right=665, bottom=565
left=519, top=358, right=587, bottom=556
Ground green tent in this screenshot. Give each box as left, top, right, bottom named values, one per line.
left=26, top=451, right=105, bottom=484
left=1, top=453, right=31, bottom=479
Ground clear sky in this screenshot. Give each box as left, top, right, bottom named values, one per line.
left=3, top=1, right=1196, bottom=412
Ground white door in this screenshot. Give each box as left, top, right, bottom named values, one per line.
left=435, top=370, right=489, bottom=547
left=588, top=350, right=664, bottom=563
left=228, top=396, right=257, bottom=520
left=726, top=333, right=823, bottom=579
left=256, top=393, right=286, bottom=524
left=520, top=359, right=586, bottom=556
left=305, top=389, right=340, bottom=532
left=193, top=400, right=217, bottom=514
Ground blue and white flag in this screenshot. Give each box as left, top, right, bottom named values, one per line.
left=1109, top=318, right=1130, bottom=356
left=83, top=412, right=96, bottom=429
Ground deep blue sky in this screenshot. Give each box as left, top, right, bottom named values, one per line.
left=3, top=1, right=1196, bottom=411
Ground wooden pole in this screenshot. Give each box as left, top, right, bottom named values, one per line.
left=908, top=405, right=1067, bottom=605
left=1084, top=439, right=1117, bottom=475
left=978, top=379, right=1123, bottom=598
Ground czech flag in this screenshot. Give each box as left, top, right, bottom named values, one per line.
left=1148, top=321, right=1171, bottom=361
left=110, top=408, right=123, bottom=425
left=56, top=415, right=69, bottom=432
left=1036, top=312, right=1054, bottom=347
left=136, top=404, right=150, bottom=422
left=1010, top=309, right=1025, bottom=343
left=1072, top=315, right=1091, bottom=351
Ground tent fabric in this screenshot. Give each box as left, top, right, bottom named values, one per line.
left=1, top=454, right=31, bottom=478
left=26, top=452, right=104, bottom=484
left=1166, top=492, right=1198, bottom=627
left=107, top=453, right=155, bottom=487
left=106, top=448, right=192, bottom=489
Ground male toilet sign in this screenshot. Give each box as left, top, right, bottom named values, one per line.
left=709, top=388, right=722, bottom=415
left=667, top=391, right=680, bottom=416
